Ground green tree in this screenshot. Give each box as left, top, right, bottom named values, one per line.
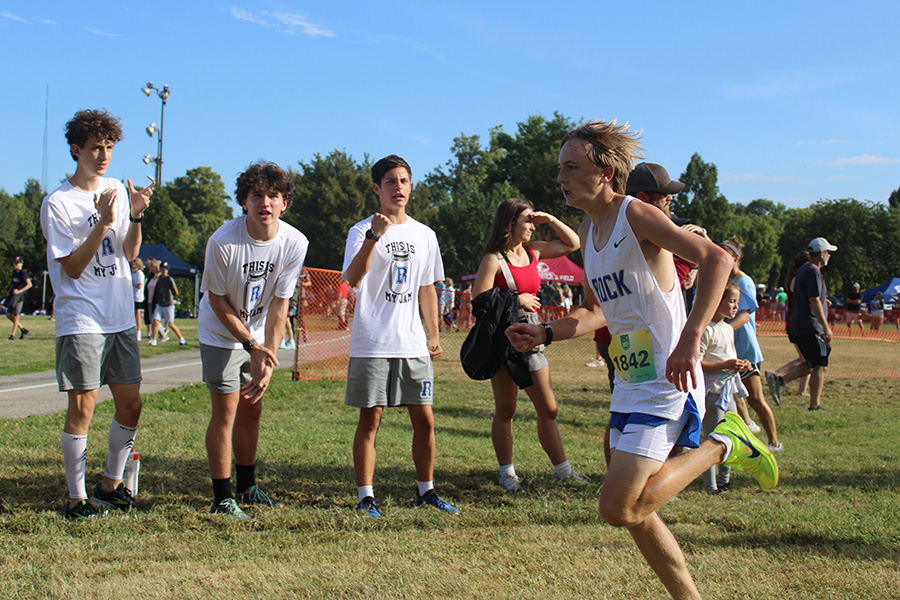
left=730, top=199, right=786, bottom=285
left=888, top=186, right=900, bottom=210
left=166, top=167, right=232, bottom=267
left=419, top=133, right=519, bottom=278
left=726, top=212, right=780, bottom=286
left=285, top=151, right=373, bottom=271
left=672, top=153, right=730, bottom=241
left=488, top=113, right=579, bottom=231
left=775, top=199, right=897, bottom=296
left=141, top=186, right=198, bottom=263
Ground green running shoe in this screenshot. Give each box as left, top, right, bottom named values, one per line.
left=64, top=499, right=99, bottom=521
left=91, top=482, right=145, bottom=512
left=210, top=497, right=251, bottom=520
left=713, top=412, right=779, bottom=490
left=237, top=485, right=284, bottom=508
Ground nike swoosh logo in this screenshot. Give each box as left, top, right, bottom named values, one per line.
left=736, top=434, right=760, bottom=458
left=613, top=236, right=627, bottom=248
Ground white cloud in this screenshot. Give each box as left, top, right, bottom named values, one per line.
left=85, top=28, right=121, bottom=37
left=228, top=7, right=334, bottom=37
left=264, top=11, right=335, bottom=37
left=827, top=154, right=900, bottom=168
left=0, top=11, right=27, bottom=22
left=230, top=7, right=266, bottom=26
left=396, top=37, right=449, bottom=64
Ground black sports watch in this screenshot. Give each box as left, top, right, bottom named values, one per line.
left=365, top=229, right=380, bottom=242
left=242, top=339, right=258, bottom=353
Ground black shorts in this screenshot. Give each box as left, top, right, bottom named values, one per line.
left=134, top=300, right=146, bottom=311
left=794, top=334, right=831, bottom=368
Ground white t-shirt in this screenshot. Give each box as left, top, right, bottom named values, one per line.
left=132, top=270, right=145, bottom=303
left=699, top=320, right=737, bottom=396
left=40, top=178, right=135, bottom=336
left=342, top=215, right=444, bottom=358
left=584, top=196, right=703, bottom=420
left=198, top=217, right=308, bottom=349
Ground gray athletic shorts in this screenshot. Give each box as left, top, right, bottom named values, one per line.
left=520, top=311, right=549, bottom=372
left=345, top=356, right=434, bottom=408
left=55, top=329, right=142, bottom=391
left=153, top=304, right=175, bottom=325
left=200, top=344, right=252, bottom=395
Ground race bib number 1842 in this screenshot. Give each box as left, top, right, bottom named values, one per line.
left=609, top=328, right=656, bottom=384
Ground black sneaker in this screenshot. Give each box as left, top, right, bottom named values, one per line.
left=7, top=336, right=13, bottom=341
left=236, top=485, right=284, bottom=508
left=19, top=328, right=29, bottom=340
left=91, top=482, right=145, bottom=512
left=64, top=499, right=99, bottom=521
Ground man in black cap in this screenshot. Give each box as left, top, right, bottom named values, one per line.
left=626, top=163, right=690, bottom=225
left=5, top=256, right=32, bottom=340
left=767, top=237, right=837, bottom=411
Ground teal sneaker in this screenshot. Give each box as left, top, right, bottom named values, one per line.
left=210, top=497, right=251, bottom=520
left=713, top=412, right=779, bottom=490
left=91, top=482, right=145, bottom=512
left=237, top=485, right=284, bottom=508
left=64, top=499, right=99, bottom=521
left=356, top=496, right=382, bottom=518
left=415, top=488, right=460, bottom=515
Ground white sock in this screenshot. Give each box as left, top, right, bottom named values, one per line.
left=136, top=331, right=142, bottom=341
left=417, top=481, right=434, bottom=496
left=61, top=432, right=88, bottom=500
left=499, top=464, right=516, bottom=478
left=357, top=485, right=374, bottom=503
left=105, top=418, right=137, bottom=482
left=553, top=460, right=573, bottom=477
left=179, top=337, right=186, bottom=344
left=709, top=433, right=733, bottom=463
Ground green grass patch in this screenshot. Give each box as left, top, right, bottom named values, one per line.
left=1, top=370, right=898, bottom=599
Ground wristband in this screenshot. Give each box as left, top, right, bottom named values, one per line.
left=542, top=323, right=554, bottom=346
left=129, top=215, right=143, bottom=223
left=242, top=339, right=257, bottom=353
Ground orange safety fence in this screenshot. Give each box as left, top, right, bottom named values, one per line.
left=292, top=275, right=899, bottom=382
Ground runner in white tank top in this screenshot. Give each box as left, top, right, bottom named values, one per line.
left=506, top=120, right=778, bottom=600
left=584, top=195, right=703, bottom=419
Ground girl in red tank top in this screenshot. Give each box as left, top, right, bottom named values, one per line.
left=472, top=197, right=586, bottom=491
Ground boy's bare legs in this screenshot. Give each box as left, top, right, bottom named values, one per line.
left=408, top=404, right=435, bottom=483
left=353, top=407, right=383, bottom=486
left=598, top=443, right=728, bottom=600
left=206, top=391, right=241, bottom=479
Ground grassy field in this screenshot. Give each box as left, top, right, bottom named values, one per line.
left=1, top=362, right=898, bottom=599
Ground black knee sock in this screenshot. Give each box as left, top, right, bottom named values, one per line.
left=212, top=478, right=232, bottom=504
left=235, top=464, right=256, bottom=494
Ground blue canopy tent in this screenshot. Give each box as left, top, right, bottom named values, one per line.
left=138, top=244, right=200, bottom=316
left=862, top=277, right=900, bottom=305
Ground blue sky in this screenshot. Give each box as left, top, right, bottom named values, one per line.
left=2, top=1, right=898, bottom=210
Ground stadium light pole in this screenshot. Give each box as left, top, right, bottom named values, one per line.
left=141, top=82, right=170, bottom=185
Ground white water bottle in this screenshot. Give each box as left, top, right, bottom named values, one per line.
left=123, top=451, right=141, bottom=496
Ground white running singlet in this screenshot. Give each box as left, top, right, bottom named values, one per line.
left=583, top=196, right=703, bottom=419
